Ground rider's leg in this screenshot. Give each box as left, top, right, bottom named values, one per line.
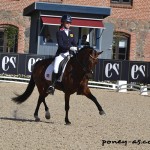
left=47, top=53, right=69, bottom=94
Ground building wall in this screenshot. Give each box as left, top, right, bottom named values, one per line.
left=0, top=0, right=149, bottom=61
left=0, top=0, right=36, bottom=53
left=63, top=0, right=150, bottom=61
left=107, top=0, right=150, bottom=61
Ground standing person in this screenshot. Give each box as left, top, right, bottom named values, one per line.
left=47, top=14, right=77, bottom=95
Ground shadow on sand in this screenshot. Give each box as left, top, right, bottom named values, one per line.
left=0, top=117, right=54, bottom=124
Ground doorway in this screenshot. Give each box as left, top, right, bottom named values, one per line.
left=112, top=32, right=130, bottom=60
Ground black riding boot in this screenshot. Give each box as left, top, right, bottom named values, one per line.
left=47, top=73, right=58, bottom=95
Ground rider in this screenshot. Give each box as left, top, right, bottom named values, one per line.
left=47, top=14, right=77, bottom=94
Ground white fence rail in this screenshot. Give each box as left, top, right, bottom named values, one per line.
left=0, top=76, right=29, bottom=84
left=117, top=83, right=150, bottom=95
left=88, top=81, right=117, bottom=90
left=0, top=76, right=150, bottom=95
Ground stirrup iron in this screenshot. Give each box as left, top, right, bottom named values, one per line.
left=47, top=85, right=55, bottom=95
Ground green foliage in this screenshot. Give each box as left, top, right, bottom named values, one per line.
left=5, top=26, right=18, bottom=48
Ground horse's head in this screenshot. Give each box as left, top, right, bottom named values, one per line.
left=77, top=46, right=103, bottom=73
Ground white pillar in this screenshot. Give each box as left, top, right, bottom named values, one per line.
left=140, top=86, right=148, bottom=96
left=117, top=80, right=127, bottom=92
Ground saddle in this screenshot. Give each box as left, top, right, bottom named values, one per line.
left=57, top=56, right=69, bottom=78
left=45, top=56, right=70, bottom=82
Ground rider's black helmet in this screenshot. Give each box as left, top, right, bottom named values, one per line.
left=61, top=14, right=72, bottom=23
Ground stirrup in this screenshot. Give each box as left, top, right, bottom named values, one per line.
left=47, top=86, right=55, bottom=95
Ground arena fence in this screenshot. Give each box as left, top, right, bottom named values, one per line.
left=0, top=76, right=149, bottom=96
left=0, top=53, right=150, bottom=95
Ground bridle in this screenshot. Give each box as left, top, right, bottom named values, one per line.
left=89, top=54, right=98, bottom=60
left=75, top=50, right=98, bottom=73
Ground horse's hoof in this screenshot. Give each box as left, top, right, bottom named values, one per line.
left=65, top=118, right=71, bottom=125
left=99, top=110, right=106, bottom=115
left=65, top=121, right=71, bottom=125
left=45, top=115, right=50, bottom=120
left=45, top=110, right=50, bottom=120
left=34, top=116, right=40, bottom=122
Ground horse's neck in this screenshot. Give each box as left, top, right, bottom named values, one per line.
left=69, top=56, right=85, bottom=79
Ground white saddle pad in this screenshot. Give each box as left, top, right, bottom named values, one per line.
left=44, top=60, right=68, bottom=82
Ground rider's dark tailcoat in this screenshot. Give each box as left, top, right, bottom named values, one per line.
left=56, top=27, right=77, bottom=56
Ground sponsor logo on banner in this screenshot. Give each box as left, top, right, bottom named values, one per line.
left=0, top=53, right=150, bottom=84
left=0, top=54, right=18, bottom=74
left=25, top=55, right=45, bottom=75
left=103, top=61, right=122, bottom=80
left=129, top=62, right=147, bottom=82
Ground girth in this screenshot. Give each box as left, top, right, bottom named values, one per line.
left=57, top=56, right=70, bottom=78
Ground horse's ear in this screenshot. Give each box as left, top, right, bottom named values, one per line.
left=97, top=51, right=103, bottom=55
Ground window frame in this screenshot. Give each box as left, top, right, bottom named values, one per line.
left=0, top=26, right=18, bottom=53
left=111, top=0, right=132, bottom=5
left=112, top=32, right=130, bottom=60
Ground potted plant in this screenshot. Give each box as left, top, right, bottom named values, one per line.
left=4, top=25, right=18, bottom=52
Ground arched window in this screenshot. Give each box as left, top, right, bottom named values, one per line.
left=0, top=25, right=18, bottom=53
left=112, top=32, right=130, bottom=60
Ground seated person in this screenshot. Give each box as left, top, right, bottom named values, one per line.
left=44, top=34, right=53, bottom=43
left=81, top=34, right=89, bottom=46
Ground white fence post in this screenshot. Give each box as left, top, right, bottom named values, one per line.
left=117, top=80, right=127, bottom=92
left=140, top=86, right=148, bottom=96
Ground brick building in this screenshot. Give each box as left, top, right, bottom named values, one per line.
left=0, top=0, right=149, bottom=61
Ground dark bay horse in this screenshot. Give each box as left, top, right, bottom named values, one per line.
left=12, top=46, right=105, bottom=124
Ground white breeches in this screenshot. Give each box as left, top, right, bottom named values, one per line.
left=53, top=51, right=70, bottom=73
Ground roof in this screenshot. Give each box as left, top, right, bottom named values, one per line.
left=23, top=2, right=111, bottom=18
left=41, top=16, right=105, bottom=28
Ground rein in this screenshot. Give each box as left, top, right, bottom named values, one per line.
left=75, top=54, right=87, bottom=72
left=75, top=52, right=97, bottom=73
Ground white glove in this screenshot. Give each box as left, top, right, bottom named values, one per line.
left=67, top=55, right=71, bottom=59
left=70, top=47, right=77, bottom=51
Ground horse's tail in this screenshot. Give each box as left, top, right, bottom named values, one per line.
left=12, top=75, right=35, bottom=104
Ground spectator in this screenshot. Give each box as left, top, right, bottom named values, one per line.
left=81, top=34, right=89, bottom=46
left=45, top=34, right=53, bottom=43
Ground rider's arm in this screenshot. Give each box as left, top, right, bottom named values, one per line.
left=56, top=31, right=70, bottom=52
left=71, top=38, right=77, bottom=47
left=70, top=32, right=77, bottom=47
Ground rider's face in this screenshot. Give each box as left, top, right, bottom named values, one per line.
left=63, top=21, right=71, bottom=29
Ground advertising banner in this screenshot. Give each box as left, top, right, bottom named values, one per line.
left=0, top=53, right=150, bottom=83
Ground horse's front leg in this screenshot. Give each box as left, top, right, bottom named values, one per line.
left=83, top=87, right=106, bottom=115
left=65, top=93, right=71, bottom=125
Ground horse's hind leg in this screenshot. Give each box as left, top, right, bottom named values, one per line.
left=43, top=99, right=50, bottom=119
left=84, top=88, right=105, bottom=115
left=65, top=93, right=71, bottom=125
left=34, top=95, right=43, bottom=121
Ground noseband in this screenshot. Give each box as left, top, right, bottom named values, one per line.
left=75, top=52, right=98, bottom=73
left=89, top=54, right=98, bottom=60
